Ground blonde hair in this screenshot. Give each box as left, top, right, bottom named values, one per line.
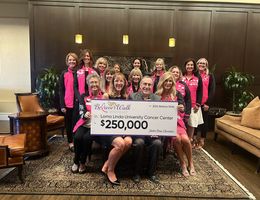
left=156, top=72, right=176, bottom=98
left=155, top=58, right=166, bottom=70
left=94, top=57, right=108, bottom=70
left=109, top=73, right=128, bottom=99
left=128, top=68, right=143, bottom=83
left=65, top=52, right=78, bottom=66
left=168, top=65, right=183, bottom=81
left=197, top=58, right=209, bottom=75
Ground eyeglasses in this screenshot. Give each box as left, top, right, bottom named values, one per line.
left=198, top=62, right=206, bottom=65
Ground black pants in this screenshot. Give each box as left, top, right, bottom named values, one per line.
left=133, top=136, right=162, bottom=176
left=74, top=126, right=93, bottom=165
left=64, top=107, right=75, bottom=143
left=196, top=106, right=209, bottom=138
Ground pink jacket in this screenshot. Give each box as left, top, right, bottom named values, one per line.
left=73, top=91, right=103, bottom=133
left=200, top=72, right=210, bottom=105
left=77, top=66, right=97, bottom=95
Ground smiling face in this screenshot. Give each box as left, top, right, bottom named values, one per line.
left=163, top=78, right=174, bottom=91
left=113, top=75, right=125, bottom=93
left=105, top=72, right=113, bottom=82
left=67, top=55, right=77, bottom=69
left=113, top=64, right=121, bottom=73
left=156, top=61, right=163, bottom=71
left=197, top=58, right=208, bottom=73
left=185, top=61, right=194, bottom=74
left=140, top=77, right=153, bottom=97
left=132, top=73, right=141, bottom=83
left=83, top=52, right=91, bottom=65
left=98, top=61, right=107, bottom=73
left=133, top=59, right=141, bottom=68
left=89, top=77, right=100, bottom=93
left=171, top=67, right=180, bottom=80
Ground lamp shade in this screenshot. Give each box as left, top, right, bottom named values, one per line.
left=169, top=37, right=175, bottom=47
left=75, top=34, right=83, bottom=44
left=123, top=35, right=129, bottom=45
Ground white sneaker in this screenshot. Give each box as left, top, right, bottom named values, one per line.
left=71, top=163, right=79, bottom=173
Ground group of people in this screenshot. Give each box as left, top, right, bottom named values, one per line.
left=59, top=49, right=215, bottom=185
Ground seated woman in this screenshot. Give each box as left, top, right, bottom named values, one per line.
left=71, top=74, right=104, bottom=174
left=156, top=72, right=196, bottom=177
left=127, top=68, right=143, bottom=96
left=101, top=73, right=132, bottom=185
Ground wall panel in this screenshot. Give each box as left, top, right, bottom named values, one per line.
left=128, top=8, right=174, bottom=57
left=244, top=12, right=260, bottom=85
left=211, top=11, right=248, bottom=82
left=79, top=6, right=127, bottom=55
left=175, top=9, right=211, bottom=66
left=32, top=4, right=76, bottom=83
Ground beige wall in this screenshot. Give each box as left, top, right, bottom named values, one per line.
left=0, top=2, right=29, bottom=120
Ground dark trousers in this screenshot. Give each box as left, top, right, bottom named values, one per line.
left=74, top=126, right=93, bottom=165
left=64, top=107, right=75, bottom=143
left=196, top=106, right=209, bottom=138
left=133, top=137, right=162, bottom=176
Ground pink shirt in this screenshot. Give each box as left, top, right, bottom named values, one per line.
left=161, top=95, right=186, bottom=130
left=73, top=91, right=103, bottom=132
left=200, top=72, right=209, bottom=105
left=77, top=66, right=96, bottom=95
left=182, top=74, right=199, bottom=108
left=176, top=81, right=186, bottom=98
left=63, top=68, right=74, bottom=108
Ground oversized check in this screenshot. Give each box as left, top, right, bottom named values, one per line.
left=91, top=100, right=177, bottom=136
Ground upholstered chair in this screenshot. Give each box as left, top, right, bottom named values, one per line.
left=14, top=93, right=65, bottom=137
left=0, top=133, right=26, bottom=182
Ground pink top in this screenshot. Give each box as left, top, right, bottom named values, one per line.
left=200, top=72, right=209, bottom=105
left=63, top=68, right=74, bottom=108
left=73, top=91, right=103, bottom=132
left=127, top=83, right=139, bottom=96
left=161, top=95, right=186, bottom=130
left=77, top=66, right=96, bottom=95
left=182, top=74, right=199, bottom=108
left=176, top=81, right=186, bottom=98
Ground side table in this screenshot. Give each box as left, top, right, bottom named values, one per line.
left=8, top=112, right=48, bottom=157
left=208, top=107, right=227, bottom=131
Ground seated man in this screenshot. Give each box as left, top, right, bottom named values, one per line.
left=129, top=76, right=162, bottom=184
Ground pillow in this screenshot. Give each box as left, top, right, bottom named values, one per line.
left=241, top=105, right=260, bottom=129
left=246, top=96, right=260, bottom=108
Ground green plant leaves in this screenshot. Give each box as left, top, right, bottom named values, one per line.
left=35, top=67, right=60, bottom=110
left=223, top=67, right=255, bottom=112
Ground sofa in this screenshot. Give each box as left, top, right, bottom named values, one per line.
left=214, top=97, right=260, bottom=173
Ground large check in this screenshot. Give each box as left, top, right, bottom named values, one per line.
left=91, top=100, right=177, bottom=136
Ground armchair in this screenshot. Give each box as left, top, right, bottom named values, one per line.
left=14, top=93, right=65, bottom=137
left=0, top=133, right=26, bottom=182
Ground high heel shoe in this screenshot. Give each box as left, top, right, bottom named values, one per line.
left=105, top=172, right=120, bottom=186
left=107, top=176, right=120, bottom=186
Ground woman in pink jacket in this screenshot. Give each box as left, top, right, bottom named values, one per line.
left=195, top=58, right=215, bottom=148
left=182, top=58, right=203, bottom=147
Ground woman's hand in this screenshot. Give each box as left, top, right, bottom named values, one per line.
left=193, top=105, right=199, bottom=113
left=84, top=111, right=91, bottom=119
left=203, top=104, right=209, bottom=111
left=177, top=104, right=184, bottom=112
left=61, top=108, right=66, bottom=113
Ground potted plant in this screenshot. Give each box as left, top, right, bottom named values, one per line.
left=223, top=67, right=254, bottom=113
left=36, top=67, right=60, bottom=112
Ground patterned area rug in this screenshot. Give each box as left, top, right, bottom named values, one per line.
left=0, top=136, right=251, bottom=199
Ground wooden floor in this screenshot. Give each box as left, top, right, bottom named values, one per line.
left=0, top=120, right=259, bottom=200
